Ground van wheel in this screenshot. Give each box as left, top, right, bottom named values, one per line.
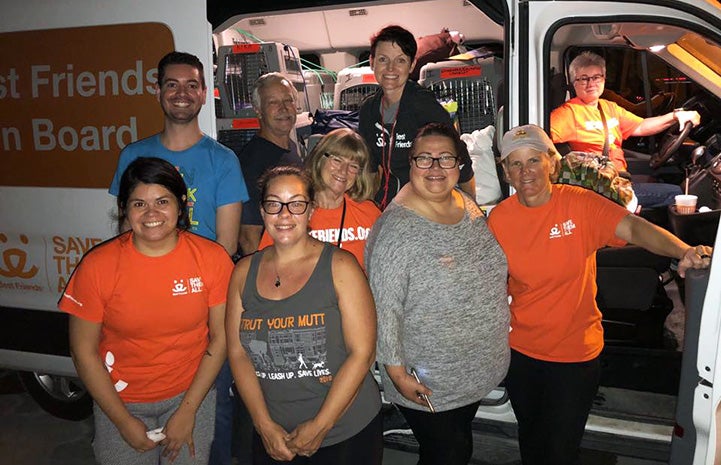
left=18, top=371, right=92, bottom=421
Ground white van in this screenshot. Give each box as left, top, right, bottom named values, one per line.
left=2, top=0, right=721, bottom=463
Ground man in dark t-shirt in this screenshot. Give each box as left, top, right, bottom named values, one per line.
left=237, top=73, right=303, bottom=255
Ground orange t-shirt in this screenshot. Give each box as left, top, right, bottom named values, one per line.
left=258, top=195, right=381, bottom=269
left=58, top=231, right=233, bottom=403
left=487, top=185, right=629, bottom=362
left=550, top=97, right=643, bottom=171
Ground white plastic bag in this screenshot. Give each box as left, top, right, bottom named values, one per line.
left=461, top=126, right=502, bottom=205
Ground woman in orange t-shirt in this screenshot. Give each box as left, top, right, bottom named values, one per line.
left=258, top=128, right=380, bottom=269
left=487, top=124, right=711, bottom=465
left=59, top=157, right=233, bottom=465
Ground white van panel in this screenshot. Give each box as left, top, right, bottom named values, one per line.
left=0, top=187, right=115, bottom=312
left=0, top=0, right=213, bottom=317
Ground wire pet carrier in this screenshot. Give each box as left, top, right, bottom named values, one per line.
left=216, top=43, right=306, bottom=118
left=419, top=58, right=502, bottom=135
left=333, top=66, right=378, bottom=112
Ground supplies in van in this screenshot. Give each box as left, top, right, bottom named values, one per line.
left=461, top=126, right=502, bottom=205
left=557, top=151, right=634, bottom=207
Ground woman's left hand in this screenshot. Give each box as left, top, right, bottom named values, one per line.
left=160, top=405, right=197, bottom=462
left=678, top=245, right=713, bottom=277
left=286, top=418, right=331, bottom=458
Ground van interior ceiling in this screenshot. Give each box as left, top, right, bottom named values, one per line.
left=211, top=0, right=504, bottom=58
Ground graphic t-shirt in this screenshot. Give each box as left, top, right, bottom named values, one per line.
left=550, top=97, right=643, bottom=171
left=258, top=195, right=381, bottom=269
left=109, top=134, right=249, bottom=240
left=487, top=184, right=629, bottom=362
left=58, top=231, right=233, bottom=402
left=240, top=243, right=380, bottom=446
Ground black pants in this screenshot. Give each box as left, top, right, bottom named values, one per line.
left=397, top=401, right=481, bottom=465
left=252, top=411, right=383, bottom=465
left=505, top=349, right=600, bottom=465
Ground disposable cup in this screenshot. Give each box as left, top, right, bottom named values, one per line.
left=675, top=194, right=698, bottom=214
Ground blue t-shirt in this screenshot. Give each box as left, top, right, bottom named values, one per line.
left=109, top=134, right=249, bottom=241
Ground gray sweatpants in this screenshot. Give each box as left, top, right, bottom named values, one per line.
left=93, top=389, right=216, bottom=465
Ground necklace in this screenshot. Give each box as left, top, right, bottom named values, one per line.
left=274, top=258, right=281, bottom=287
left=272, top=251, right=282, bottom=287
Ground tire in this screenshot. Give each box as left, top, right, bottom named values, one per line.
left=18, top=371, right=92, bottom=421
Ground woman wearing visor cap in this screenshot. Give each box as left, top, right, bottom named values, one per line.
left=487, top=124, right=712, bottom=465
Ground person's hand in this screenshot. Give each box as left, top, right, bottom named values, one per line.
left=678, top=245, right=713, bottom=277
left=674, top=110, right=701, bottom=128
left=286, top=418, right=332, bottom=458
left=257, top=420, right=295, bottom=461
left=160, top=405, right=197, bottom=462
left=388, top=369, right=433, bottom=407
left=117, top=415, right=157, bottom=452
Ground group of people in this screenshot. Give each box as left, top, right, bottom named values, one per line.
left=57, top=22, right=712, bottom=465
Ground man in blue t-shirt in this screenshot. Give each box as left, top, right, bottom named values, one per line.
left=109, top=52, right=248, bottom=255
left=108, top=51, right=248, bottom=465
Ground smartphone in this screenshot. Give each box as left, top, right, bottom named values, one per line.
left=410, top=368, right=435, bottom=413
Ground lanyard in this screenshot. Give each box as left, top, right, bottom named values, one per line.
left=379, top=98, right=400, bottom=209
left=336, top=198, right=347, bottom=248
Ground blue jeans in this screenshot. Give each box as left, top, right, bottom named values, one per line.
left=633, top=182, right=681, bottom=208
left=209, top=362, right=235, bottom=465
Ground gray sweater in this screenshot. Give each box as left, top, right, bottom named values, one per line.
left=365, top=194, right=510, bottom=412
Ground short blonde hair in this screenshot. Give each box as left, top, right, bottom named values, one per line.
left=306, top=129, right=376, bottom=202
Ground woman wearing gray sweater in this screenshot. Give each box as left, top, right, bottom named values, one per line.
left=365, top=123, right=510, bottom=465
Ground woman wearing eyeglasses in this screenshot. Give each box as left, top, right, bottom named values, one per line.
left=226, top=165, right=382, bottom=464
left=550, top=51, right=700, bottom=207
left=258, top=128, right=380, bottom=269
left=365, top=123, right=510, bottom=465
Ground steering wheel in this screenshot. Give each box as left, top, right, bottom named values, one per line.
left=649, top=120, right=693, bottom=169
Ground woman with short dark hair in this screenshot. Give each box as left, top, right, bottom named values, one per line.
left=358, top=25, right=475, bottom=209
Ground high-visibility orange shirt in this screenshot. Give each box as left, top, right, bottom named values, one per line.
left=59, top=231, right=233, bottom=402
left=550, top=97, right=643, bottom=171
left=487, top=185, right=629, bottom=362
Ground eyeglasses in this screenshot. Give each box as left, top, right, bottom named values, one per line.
left=574, top=74, right=605, bottom=86
left=324, top=153, right=361, bottom=174
left=411, top=154, right=459, bottom=169
left=260, top=200, right=310, bottom=215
